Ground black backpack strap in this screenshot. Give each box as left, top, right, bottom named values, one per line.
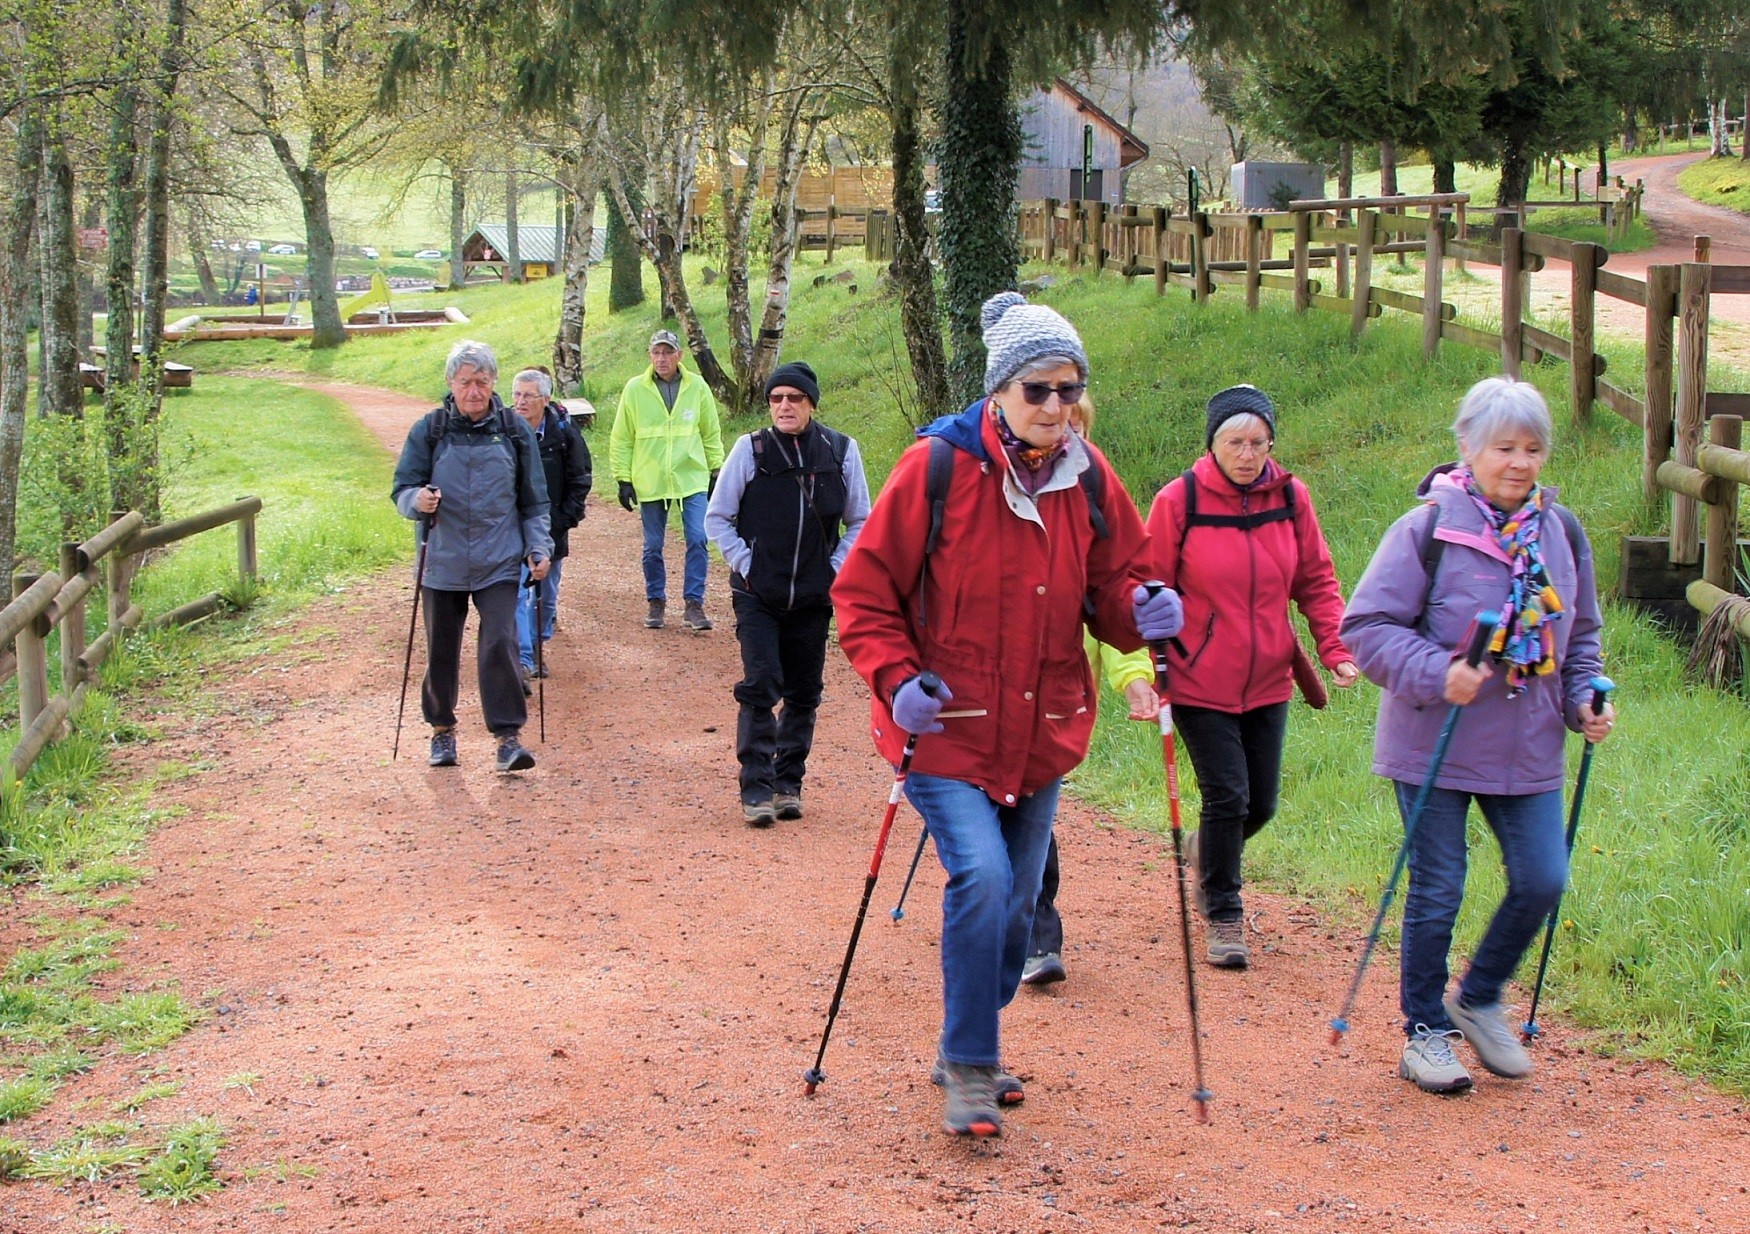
left=1077, top=457, right=1109, bottom=542
left=924, top=436, right=954, bottom=556
left=1415, top=503, right=1447, bottom=626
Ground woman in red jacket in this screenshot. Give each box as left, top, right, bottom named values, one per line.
left=1145, top=385, right=1358, bottom=969
left=833, top=292, right=1180, bottom=1138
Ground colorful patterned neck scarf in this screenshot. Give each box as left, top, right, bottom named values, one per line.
left=992, top=404, right=1068, bottom=495
left=1453, top=464, right=1565, bottom=696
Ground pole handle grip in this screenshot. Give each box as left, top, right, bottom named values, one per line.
left=1588, top=675, right=1615, bottom=715
left=916, top=670, right=943, bottom=697
left=1461, top=610, right=1499, bottom=668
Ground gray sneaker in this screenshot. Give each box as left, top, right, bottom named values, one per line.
left=495, top=734, right=536, bottom=773
left=742, top=799, right=776, bottom=828
left=773, top=792, right=803, bottom=820
left=1021, top=952, right=1066, bottom=986
left=683, top=600, right=713, bottom=631
left=1400, top=1025, right=1474, bottom=1094
left=937, top=1061, right=1003, bottom=1136
left=645, top=600, right=665, bottom=629
left=1205, top=918, right=1249, bottom=968
left=428, top=729, right=457, bottom=768
left=1445, top=998, right=1533, bottom=1078
left=931, top=1046, right=1023, bottom=1105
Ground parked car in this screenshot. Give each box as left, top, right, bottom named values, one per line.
left=414, top=249, right=444, bottom=260
left=245, top=240, right=262, bottom=252
left=361, top=246, right=379, bottom=260
left=268, top=243, right=297, bottom=255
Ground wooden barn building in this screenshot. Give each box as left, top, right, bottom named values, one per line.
left=460, top=224, right=606, bottom=282
left=1017, top=78, right=1149, bottom=206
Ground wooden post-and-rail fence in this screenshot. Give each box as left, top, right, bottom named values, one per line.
left=1, top=497, right=263, bottom=783
left=1012, top=192, right=1750, bottom=640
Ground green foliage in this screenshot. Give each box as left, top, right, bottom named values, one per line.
left=1677, top=155, right=1750, bottom=215
left=1524, top=206, right=1656, bottom=252
left=20, top=1128, right=149, bottom=1184
left=113, top=1079, right=182, bottom=1113
left=0, top=1075, right=56, bottom=1122
left=137, top=1117, right=225, bottom=1203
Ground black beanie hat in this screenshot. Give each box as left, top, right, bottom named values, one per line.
left=1204, top=384, right=1276, bottom=449
left=765, top=361, right=820, bottom=408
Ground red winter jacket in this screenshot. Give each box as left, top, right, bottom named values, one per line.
left=1143, top=454, right=1350, bottom=713
left=832, top=403, right=1152, bottom=806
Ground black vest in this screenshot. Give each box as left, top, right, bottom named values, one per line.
left=738, top=423, right=849, bottom=610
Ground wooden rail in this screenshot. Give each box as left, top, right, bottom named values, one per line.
left=1, top=497, right=262, bottom=782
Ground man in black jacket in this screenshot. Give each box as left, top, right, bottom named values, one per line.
left=511, top=369, right=592, bottom=685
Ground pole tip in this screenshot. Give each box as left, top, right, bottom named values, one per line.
left=1193, top=1088, right=1213, bottom=1123
left=889, top=908, right=905, bottom=921
left=1328, top=1018, right=1349, bottom=1045
left=1521, top=1021, right=1541, bottom=1042
left=802, top=1067, right=824, bottom=1096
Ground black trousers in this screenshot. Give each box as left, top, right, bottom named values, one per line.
left=1028, top=834, right=1064, bottom=957
left=1174, top=701, right=1289, bottom=924
left=731, top=588, right=831, bottom=804
left=421, top=580, right=527, bottom=737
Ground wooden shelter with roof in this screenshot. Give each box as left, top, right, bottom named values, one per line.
left=1017, top=78, right=1149, bottom=206
left=461, top=224, right=560, bottom=281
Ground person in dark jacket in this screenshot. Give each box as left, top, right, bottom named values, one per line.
left=392, top=340, right=552, bottom=773
left=706, top=362, right=871, bottom=826
left=1143, top=386, right=1358, bottom=969
left=1341, top=376, right=1614, bottom=1095
left=510, top=369, right=592, bottom=685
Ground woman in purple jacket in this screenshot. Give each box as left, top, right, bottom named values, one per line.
left=1340, top=377, right=1616, bottom=1096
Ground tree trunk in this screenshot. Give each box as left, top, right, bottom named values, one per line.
left=552, top=140, right=599, bottom=395
left=889, top=26, right=950, bottom=419
left=1743, top=90, right=1748, bottom=161
left=747, top=101, right=820, bottom=411
left=506, top=166, right=523, bottom=283
left=939, top=0, right=1021, bottom=404
left=297, top=168, right=346, bottom=348
left=1622, top=106, right=1638, bottom=153
left=1432, top=158, right=1456, bottom=195
left=105, top=76, right=143, bottom=507
left=187, top=219, right=220, bottom=304
left=1708, top=97, right=1731, bottom=157
left=0, top=110, right=43, bottom=577
left=140, top=0, right=188, bottom=454
left=1495, top=137, right=1532, bottom=238
left=1337, top=141, right=1353, bottom=223
left=448, top=162, right=467, bottom=288
left=607, top=183, right=645, bottom=312
left=76, top=198, right=100, bottom=356
left=1378, top=138, right=1399, bottom=196
left=38, top=115, right=85, bottom=419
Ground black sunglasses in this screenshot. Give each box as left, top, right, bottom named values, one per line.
left=1017, top=381, right=1087, bottom=407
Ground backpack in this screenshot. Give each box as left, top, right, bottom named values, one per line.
left=426, top=401, right=526, bottom=493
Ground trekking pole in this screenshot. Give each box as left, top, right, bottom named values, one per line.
left=391, top=494, right=436, bottom=761
left=529, top=568, right=547, bottom=744
left=889, top=825, right=930, bottom=921
left=803, top=671, right=942, bottom=1096
left=1143, top=581, right=1213, bottom=1124
left=1522, top=675, right=1615, bottom=1042
left=1329, top=610, right=1499, bottom=1044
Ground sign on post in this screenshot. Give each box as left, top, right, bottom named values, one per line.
left=78, top=227, right=108, bottom=250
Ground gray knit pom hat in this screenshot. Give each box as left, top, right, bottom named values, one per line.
left=980, top=291, right=1088, bottom=395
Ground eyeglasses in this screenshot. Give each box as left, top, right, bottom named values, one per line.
left=511, top=390, right=544, bottom=401
left=1216, top=436, right=1273, bottom=456
left=1016, top=381, right=1087, bottom=407
left=768, top=392, right=811, bottom=405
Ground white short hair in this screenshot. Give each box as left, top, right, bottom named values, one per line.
left=446, top=339, right=499, bottom=382
left=1453, top=377, right=1552, bottom=457
left=1211, top=412, right=1269, bottom=443
left=512, top=369, right=553, bottom=398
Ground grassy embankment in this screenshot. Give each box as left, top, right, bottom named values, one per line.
left=1677, top=155, right=1750, bottom=216
left=192, top=253, right=1749, bottom=1090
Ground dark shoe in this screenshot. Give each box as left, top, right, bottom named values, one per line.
left=428, top=729, right=457, bottom=768
left=773, top=792, right=803, bottom=820
left=519, top=664, right=534, bottom=697
left=683, top=600, right=713, bottom=631
left=645, top=600, right=665, bottom=629
left=495, top=734, right=536, bottom=773
left=931, top=1047, right=1023, bottom=1106
left=1400, top=1025, right=1474, bottom=1094
left=1182, top=828, right=1206, bottom=918
left=937, top=1061, right=1003, bottom=1136
left=1445, top=998, right=1533, bottom=1078
left=1205, top=918, right=1249, bottom=968
left=742, top=800, right=777, bottom=828
left=1021, top=952, right=1066, bottom=986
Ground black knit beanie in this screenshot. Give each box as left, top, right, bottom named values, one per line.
left=1204, top=385, right=1277, bottom=449
left=765, top=361, right=820, bottom=408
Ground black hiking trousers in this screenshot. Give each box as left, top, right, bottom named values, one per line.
left=1174, top=701, right=1289, bottom=924
left=421, top=579, right=527, bottom=737
left=731, top=587, right=831, bottom=805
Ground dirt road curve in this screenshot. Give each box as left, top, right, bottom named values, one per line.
left=3, top=383, right=1745, bottom=1233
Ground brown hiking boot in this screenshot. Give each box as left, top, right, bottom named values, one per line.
left=1206, top=918, right=1249, bottom=969
left=773, top=792, right=803, bottom=820
left=683, top=600, right=713, bottom=631
left=937, top=1061, right=1002, bottom=1137
left=931, top=1046, right=1024, bottom=1105
left=645, top=600, right=665, bottom=629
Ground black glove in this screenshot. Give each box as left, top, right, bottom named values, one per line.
left=708, top=470, right=719, bottom=499
left=618, top=481, right=637, bottom=512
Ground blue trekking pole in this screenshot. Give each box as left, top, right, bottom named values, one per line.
left=1521, top=675, right=1615, bottom=1041
left=1329, top=610, right=1499, bottom=1044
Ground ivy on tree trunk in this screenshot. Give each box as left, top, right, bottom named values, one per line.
left=0, top=109, right=42, bottom=578
left=607, top=184, right=645, bottom=312
left=889, top=14, right=950, bottom=420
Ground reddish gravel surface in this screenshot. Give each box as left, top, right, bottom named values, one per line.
left=3, top=382, right=1747, bottom=1234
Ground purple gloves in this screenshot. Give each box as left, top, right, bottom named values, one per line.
left=892, top=675, right=953, bottom=735
left=1133, top=584, right=1185, bottom=642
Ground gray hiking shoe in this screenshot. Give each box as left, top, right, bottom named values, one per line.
left=495, top=734, right=536, bottom=773
left=1182, top=828, right=1206, bottom=918
left=645, top=599, right=665, bottom=629
left=742, top=799, right=776, bottom=828
left=428, top=729, right=457, bottom=768
left=1021, top=952, right=1066, bottom=986
left=519, top=664, right=534, bottom=697
left=1206, top=918, right=1249, bottom=968
left=1445, top=998, right=1533, bottom=1078
left=683, top=600, right=713, bottom=631
left=937, top=1061, right=1003, bottom=1136
left=931, top=1047, right=1023, bottom=1105
left=773, top=792, right=803, bottom=820
left=1400, top=1025, right=1474, bottom=1094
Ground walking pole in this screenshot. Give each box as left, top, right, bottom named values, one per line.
left=889, top=825, right=930, bottom=921
left=1522, top=675, right=1615, bottom=1041
left=1329, top=610, right=1499, bottom=1044
left=1143, top=582, right=1213, bottom=1124
left=803, top=671, right=942, bottom=1096
left=532, top=569, right=546, bottom=744
left=392, top=494, right=436, bottom=760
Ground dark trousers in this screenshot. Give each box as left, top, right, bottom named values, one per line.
left=731, top=589, right=830, bottom=804
left=1028, top=835, right=1064, bottom=957
left=1174, top=701, right=1289, bottom=923
left=421, top=580, right=527, bottom=736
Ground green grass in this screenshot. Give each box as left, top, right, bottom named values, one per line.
left=1677, top=155, right=1750, bottom=216
left=1524, top=206, right=1656, bottom=253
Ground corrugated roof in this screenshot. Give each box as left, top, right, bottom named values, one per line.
left=469, top=224, right=607, bottom=265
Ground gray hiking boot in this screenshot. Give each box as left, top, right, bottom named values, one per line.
left=936, top=1061, right=1003, bottom=1136
left=1021, top=952, right=1066, bottom=986
left=1206, top=917, right=1249, bottom=968
left=931, top=1047, right=1023, bottom=1105
left=1182, top=828, right=1206, bottom=918
left=428, top=728, right=457, bottom=768
left=1400, top=1025, right=1474, bottom=1094
left=773, top=792, right=803, bottom=820
left=1445, top=998, right=1533, bottom=1078
left=495, top=734, right=536, bottom=773
left=742, top=799, right=776, bottom=828
left=683, top=600, right=713, bottom=631
left=645, top=599, right=665, bottom=629
left=519, top=664, right=534, bottom=697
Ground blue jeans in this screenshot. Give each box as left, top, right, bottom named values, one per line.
left=516, top=558, right=563, bottom=670
left=1396, top=783, right=1568, bottom=1036
left=904, top=773, right=1061, bottom=1066
left=640, top=492, right=708, bottom=605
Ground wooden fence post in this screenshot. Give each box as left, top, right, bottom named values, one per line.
left=1570, top=241, right=1600, bottom=423
left=1292, top=212, right=1312, bottom=312
left=1245, top=215, right=1263, bottom=311
left=1671, top=261, right=1711, bottom=565
left=1453, top=200, right=1467, bottom=274
left=58, top=543, right=84, bottom=693
left=1501, top=227, right=1525, bottom=378
left=824, top=201, right=837, bottom=263
left=1642, top=265, right=1679, bottom=501
left=1422, top=208, right=1446, bottom=358
left=1152, top=206, right=1168, bottom=296
left=1191, top=212, right=1210, bottom=303
left=1120, top=203, right=1137, bottom=280
left=13, top=573, right=47, bottom=734
left=1088, top=201, right=1106, bottom=277
left=1068, top=200, right=1082, bottom=269
left=1041, top=198, right=1057, bottom=264
left=1703, top=415, right=1742, bottom=592
left=238, top=504, right=259, bottom=584
left=1695, top=235, right=1711, bottom=263
left=1335, top=219, right=1350, bottom=301
left=1351, top=209, right=1376, bottom=337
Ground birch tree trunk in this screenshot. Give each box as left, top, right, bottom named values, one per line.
left=552, top=123, right=600, bottom=394
left=448, top=163, right=467, bottom=288
left=0, top=111, right=43, bottom=577
left=1379, top=138, right=1399, bottom=196
left=747, top=100, right=819, bottom=407
left=506, top=166, right=523, bottom=283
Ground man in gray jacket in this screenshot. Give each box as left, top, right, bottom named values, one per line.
left=393, top=340, right=553, bottom=772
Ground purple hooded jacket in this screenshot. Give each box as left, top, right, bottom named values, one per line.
left=1339, top=465, right=1605, bottom=795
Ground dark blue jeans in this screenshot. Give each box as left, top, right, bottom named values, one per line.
left=516, top=558, right=562, bottom=670
left=904, top=773, right=1060, bottom=1066
left=1396, top=783, right=1568, bottom=1036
